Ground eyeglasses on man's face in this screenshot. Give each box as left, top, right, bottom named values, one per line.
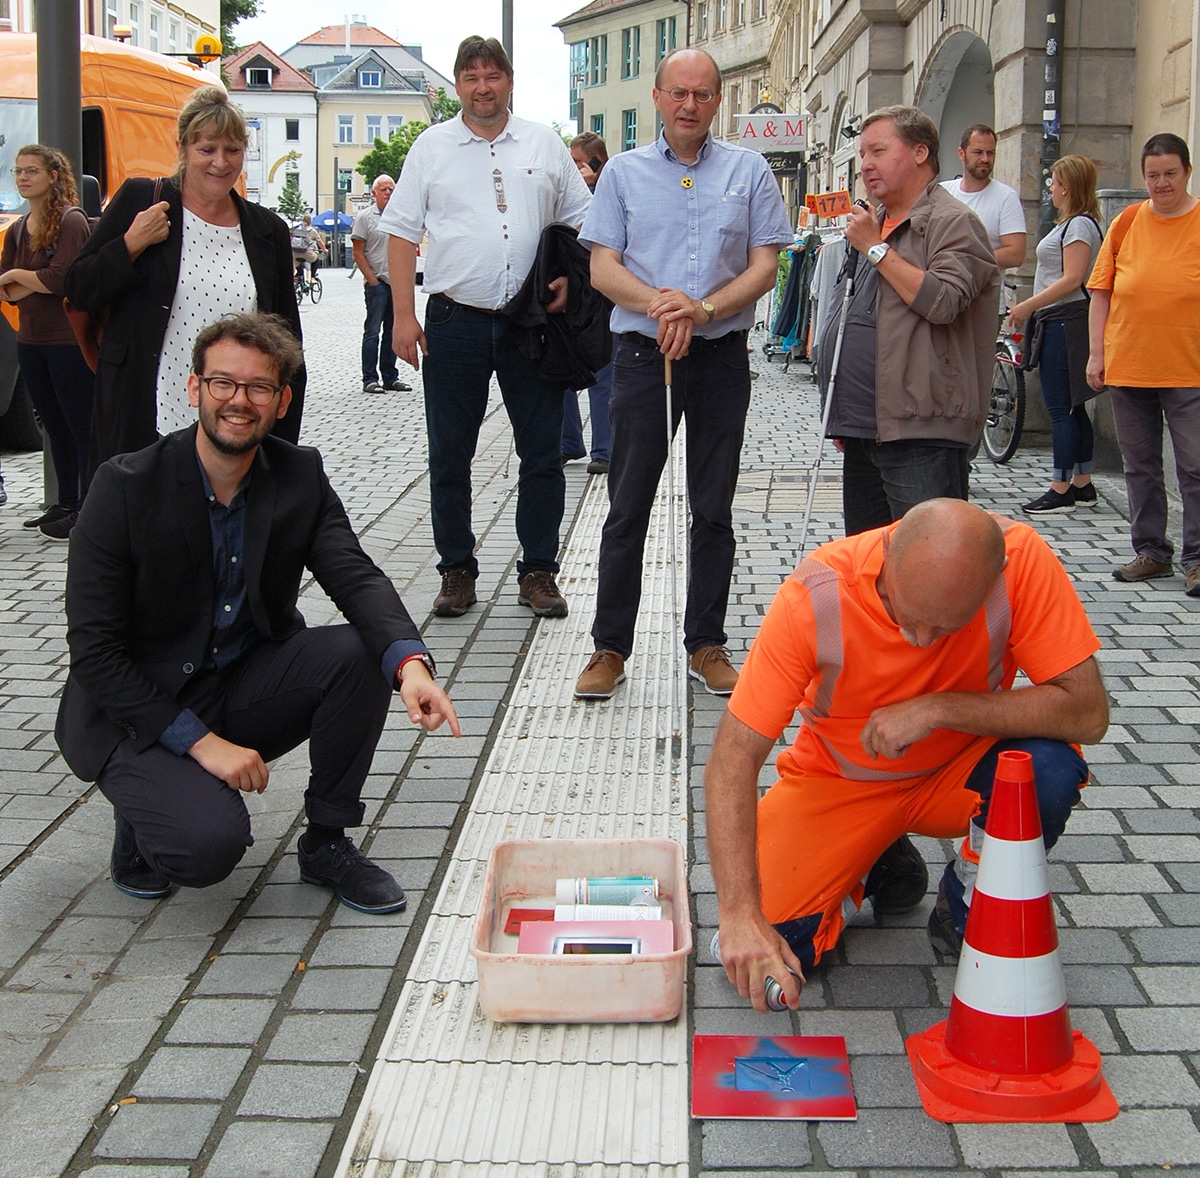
left=11, top=167, right=46, bottom=178
left=197, top=375, right=284, bottom=405
left=663, top=87, right=718, bottom=104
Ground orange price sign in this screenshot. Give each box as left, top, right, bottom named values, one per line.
left=804, top=194, right=818, bottom=213
left=813, top=190, right=852, bottom=218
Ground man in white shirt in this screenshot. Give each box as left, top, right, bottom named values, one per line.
left=940, top=124, right=1026, bottom=277
left=382, top=35, right=592, bottom=620
left=351, top=176, right=411, bottom=395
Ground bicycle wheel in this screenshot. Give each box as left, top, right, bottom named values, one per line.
left=294, top=275, right=304, bottom=303
left=309, top=276, right=323, bottom=304
left=982, top=360, right=1025, bottom=464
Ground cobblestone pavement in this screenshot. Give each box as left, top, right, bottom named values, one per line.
left=0, top=267, right=1198, bottom=1176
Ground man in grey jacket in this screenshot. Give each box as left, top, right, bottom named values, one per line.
left=819, top=105, right=1000, bottom=538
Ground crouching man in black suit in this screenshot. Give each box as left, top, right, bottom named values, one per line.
left=56, top=311, right=460, bottom=912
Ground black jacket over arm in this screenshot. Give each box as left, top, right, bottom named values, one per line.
left=65, top=177, right=307, bottom=470
left=55, top=428, right=423, bottom=782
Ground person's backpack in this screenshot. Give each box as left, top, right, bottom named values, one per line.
left=290, top=226, right=311, bottom=252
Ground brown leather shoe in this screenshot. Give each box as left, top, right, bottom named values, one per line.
left=574, top=649, right=625, bottom=699
left=433, top=569, right=477, bottom=617
left=1187, top=567, right=1200, bottom=597
left=1112, top=554, right=1173, bottom=582
left=518, top=570, right=568, bottom=617
left=688, top=645, right=738, bottom=695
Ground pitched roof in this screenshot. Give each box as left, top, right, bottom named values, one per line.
left=316, top=49, right=427, bottom=96
left=223, top=41, right=317, bottom=91
left=296, top=24, right=403, bottom=48
left=555, top=0, right=655, bottom=27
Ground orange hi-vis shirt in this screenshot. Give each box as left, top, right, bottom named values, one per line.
left=1087, top=199, right=1200, bottom=387
left=729, top=518, right=1100, bottom=784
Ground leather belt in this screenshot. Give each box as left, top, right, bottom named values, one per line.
left=431, top=292, right=500, bottom=315
left=619, top=329, right=748, bottom=352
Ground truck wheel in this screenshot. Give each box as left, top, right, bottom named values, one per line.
left=0, top=376, right=45, bottom=451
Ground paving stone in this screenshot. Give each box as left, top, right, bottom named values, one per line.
left=236, top=1062, right=356, bottom=1117
left=165, top=997, right=275, bottom=1045
left=955, top=1122, right=1078, bottom=1168
left=845, top=1053, right=923, bottom=1108
left=818, top=1107, right=957, bottom=1167
left=1076, top=863, right=1172, bottom=892
left=1131, top=927, right=1200, bottom=962
left=1086, top=1107, right=1200, bottom=1165
left=1134, top=964, right=1200, bottom=1003
left=1060, top=894, right=1161, bottom=926
left=203, top=1121, right=334, bottom=1178
left=1102, top=1052, right=1200, bottom=1107
left=2, top=1063, right=126, bottom=1125
left=47, top=1017, right=160, bottom=1068
left=290, top=966, right=393, bottom=1010
left=1062, top=963, right=1146, bottom=1006
left=265, top=1012, right=376, bottom=1062
left=220, top=917, right=319, bottom=955
left=1114, top=1006, right=1200, bottom=1051
left=94, top=1101, right=222, bottom=1159
left=701, top=1120, right=812, bottom=1169
left=192, top=953, right=300, bottom=997
left=132, top=1046, right=252, bottom=1099
left=304, top=925, right=409, bottom=968
left=826, top=965, right=932, bottom=1007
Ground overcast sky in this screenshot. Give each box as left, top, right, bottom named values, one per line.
left=235, top=1, right=579, bottom=130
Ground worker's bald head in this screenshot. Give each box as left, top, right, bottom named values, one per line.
left=881, top=499, right=1006, bottom=646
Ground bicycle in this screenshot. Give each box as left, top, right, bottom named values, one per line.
left=293, top=266, right=323, bottom=305
left=982, top=328, right=1026, bottom=463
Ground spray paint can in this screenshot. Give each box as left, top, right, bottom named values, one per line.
left=554, top=903, right=663, bottom=921
left=710, top=931, right=797, bottom=1012
left=555, top=876, right=659, bottom=906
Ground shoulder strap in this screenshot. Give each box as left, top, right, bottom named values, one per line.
left=1108, top=200, right=1143, bottom=261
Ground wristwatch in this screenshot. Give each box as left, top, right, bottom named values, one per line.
left=700, top=299, right=716, bottom=323
left=398, top=652, right=437, bottom=683
left=866, top=242, right=891, bottom=267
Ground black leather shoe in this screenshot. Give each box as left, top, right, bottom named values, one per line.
left=298, top=834, right=407, bottom=914
left=111, top=814, right=171, bottom=899
left=864, top=834, right=929, bottom=914
left=927, top=883, right=964, bottom=960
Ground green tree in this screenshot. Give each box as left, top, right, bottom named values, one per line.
left=355, top=122, right=428, bottom=182
left=275, top=173, right=308, bottom=221
left=551, top=120, right=573, bottom=147
left=219, top=0, right=259, bottom=53
left=432, top=87, right=461, bottom=123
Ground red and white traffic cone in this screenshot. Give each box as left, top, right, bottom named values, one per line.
left=906, top=750, right=1118, bottom=1122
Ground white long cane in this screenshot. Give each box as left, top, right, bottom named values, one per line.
left=798, top=239, right=861, bottom=555
left=664, top=354, right=681, bottom=758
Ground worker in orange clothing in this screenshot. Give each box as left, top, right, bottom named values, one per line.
left=705, top=498, right=1108, bottom=1012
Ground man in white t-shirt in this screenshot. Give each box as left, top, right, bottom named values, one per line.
left=941, top=124, right=1026, bottom=283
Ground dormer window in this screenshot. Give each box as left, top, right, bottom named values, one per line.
left=360, top=69, right=382, bottom=88
left=246, top=66, right=272, bottom=87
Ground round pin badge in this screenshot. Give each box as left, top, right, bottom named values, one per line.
left=681, top=176, right=693, bottom=189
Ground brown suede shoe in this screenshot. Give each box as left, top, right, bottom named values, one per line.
left=1112, top=554, right=1173, bottom=582
left=688, top=645, right=738, bottom=695
left=517, top=570, right=568, bottom=617
left=433, top=569, right=477, bottom=617
left=574, top=649, right=625, bottom=699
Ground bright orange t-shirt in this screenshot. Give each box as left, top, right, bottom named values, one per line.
left=729, top=519, right=1100, bottom=784
left=1087, top=200, right=1200, bottom=387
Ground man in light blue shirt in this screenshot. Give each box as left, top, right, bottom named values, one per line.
left=573, top=47, right=793, bottom=700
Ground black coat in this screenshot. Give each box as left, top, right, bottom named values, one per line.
left=502, top=222, right=612, bottom=390
left=65, top=177, right=306, bottom=472
left=56, top=428, right=423, bottom=782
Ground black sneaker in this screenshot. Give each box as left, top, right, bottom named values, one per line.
left=1022, top=487, right=1075, bottom=514
left=864, top=834, right=929, bottom=914
left=24, top=504, right=72, bottom=530
left=298, top=834, right=407, bottom=913
left=111, top=813, right=171, bottom=900
left=39, top=510, right=78, bottom=541
left=1071, top=482, right=1097, bottom=506
left=927, top=883, right=964, bottom=959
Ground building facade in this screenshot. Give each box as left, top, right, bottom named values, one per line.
left=2, top=0, right=217, bottom=58
left=223, top=41, right=318, bottom=213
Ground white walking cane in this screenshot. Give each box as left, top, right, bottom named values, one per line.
left=664, top=354, right=681, bottom=757
left=798, top=237, right=862, bottom=555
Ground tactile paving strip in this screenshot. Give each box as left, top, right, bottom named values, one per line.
left=339, top=430, right=691, bottom=1175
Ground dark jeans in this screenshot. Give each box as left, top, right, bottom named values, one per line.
left=362, top=280, right=398, bottom=384
left=562, top=360, right=613, bottom=461
left=592, top=332, right=750, bottom=658
left=422, top=295, right=565, bottom=580
left=1109, top=384, right=1200, bottom=568
left=97, top=626, right=391, bottom=889
left=16, top=341, right=94, bottom=510
left=841, top=436, right=970, bottom=536
left=1039, top=320, right=1094, bottom=483
left=773, top=737, right=1087, bottom=964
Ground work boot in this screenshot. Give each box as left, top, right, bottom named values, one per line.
left=433, top=569, right=477, bottom=617
left=864, top=834, right=929, bottom=914
left=926, top=879, right=964, bottom=959
left=688, top=645, right=738, bottom=695
left=517, top=570, right=568, bottom=617
left=574, top=650, right=626, bottom=699
left=110, top=813, right=171, bottom=900
left=1112, top=553, right=1172, bottom=582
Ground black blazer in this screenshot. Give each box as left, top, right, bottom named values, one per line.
left=55, top=428, right=424, bottom=782
left=64, top=177, right=306, bottom=472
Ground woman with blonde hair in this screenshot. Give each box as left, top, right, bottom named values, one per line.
left=66, top=84, right=304, bottom=470
left=0, top=144, right=95, bottom=538
left=1008, top=153, right=1104, bottom=513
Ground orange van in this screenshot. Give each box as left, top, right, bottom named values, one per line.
left=0, top=34, right=210, bottom=447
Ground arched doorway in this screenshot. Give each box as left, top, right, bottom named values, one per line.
left=917, top=30, right=995, bottom=180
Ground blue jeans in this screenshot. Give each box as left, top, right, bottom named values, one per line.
left=841, top=436, right=970, bottom=535
left=1039, top=320, right=1094, bottom=483
left=592, top=332, right=750, bottom=658
left=773, top=737, right=1088, bottom=963
left=561, top=360, right=613, bottom=461
left=422, top=295, right=565, bottom=580
left=361, top=281, right=398, bottom=384
left=17, top=341, right=94, bottom=510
